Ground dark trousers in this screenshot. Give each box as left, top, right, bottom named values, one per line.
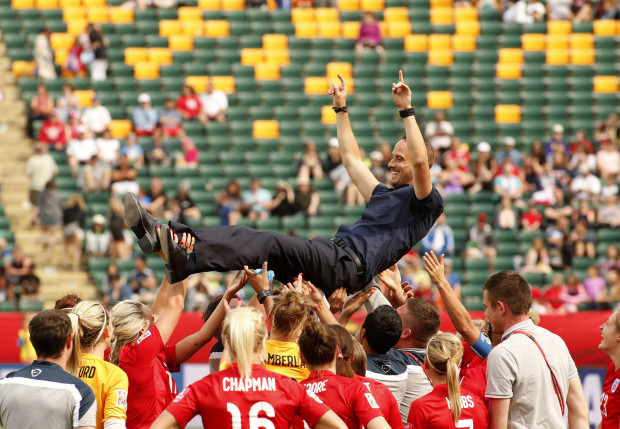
left=169, top=222, right=361, bottom=295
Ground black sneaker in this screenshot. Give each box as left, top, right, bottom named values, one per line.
left=160, top=224, right=190, bottom=284
left=124, top=192, right=161, bottom=254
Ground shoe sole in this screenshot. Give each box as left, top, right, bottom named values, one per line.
left=124, top=193, right=159, bottom=254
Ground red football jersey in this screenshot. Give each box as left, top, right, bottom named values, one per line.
left=176, top=96, right=202, bottom=118
left=299, top=370, right=383, bottom=429
left=460, top=360, right=488, bottom=407
left=356, top=375, right=405, bottom=429
left=119, top=325, right=180, bottom=429
left=407, top=384, right=488, bottom=429
left=601, top=362, right=620, bottom=429
left=165, top=364, right=330, bottom=429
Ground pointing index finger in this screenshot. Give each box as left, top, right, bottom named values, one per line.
left=398, top=70, right=404, bottom=84
left=337, top=73, right=346, bottom=88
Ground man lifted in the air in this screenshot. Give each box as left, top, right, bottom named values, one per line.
left=125, top=71, right=443, bottom=296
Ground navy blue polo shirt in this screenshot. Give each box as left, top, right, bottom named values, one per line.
left=334, top=184, right=443, bottom=286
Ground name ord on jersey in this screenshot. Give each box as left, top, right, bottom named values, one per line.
left=305, top=380, right=328, bottom=394
left=78, top=366, right=96, bottom=379
left=267, top=353, right=306, bottom=368
left=222, top=377, right=276, bottom=392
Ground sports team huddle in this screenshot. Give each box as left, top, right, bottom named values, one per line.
left=0, top=72, right=617, bottom=429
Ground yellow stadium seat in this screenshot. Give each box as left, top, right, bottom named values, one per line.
left=318, top=21, right=342, bottom=38
left=241, top=48, right=264, bottom=66
left=186, top=76, right=208, bottom=93
left=522, top=33, right=545, bottom=51
left=125, top=47, right=148, bottom=65
left=109, top=120, right=132, bottom=139
left=456, top=20, right=479, bottom=35
left=496, top=63, right=522, bottom=79
left=110, top=7, right=133, bottom=23
left=221, top=0, right=244, bottom=9
left=169, top=35, right=194, bottom=51
left=428, top=34, right=451, bottom=50
left=36, top=0, right=58, bottom=9
left=12, top=61, right=35, bottom=77
left=50, top=33, right=74, bottom=50
left=593, top=76, right=619, bottom=93
left=305, top=77, right=330, bottom=95
left=430, top=0, right=452, bottom=7
left=255, top=63, right=281, bottom=80
left=182, top=20, right=203, bottom=36
left=149, top=48, right=172, bottom=65
left=360, top=0, right=384, bottom=11
left=384, top=7, right=408, bottom=22
left=495, top=105, right=521, bottom=123
left=11, top=0, right=34, bottom=8
left=160, top=20, right=182, bottom=36
left=430, top=8, right=453, bottom=25
left=315, top=7, right=339, bottom=21
left=546, top=49, right=569, bottom=65
left=135, top=62, right=161, bottom=78
left=253, top=120, right=279, bottom=139
left=455, top=7, right=477, bottom=21
left=593, top=19, right=615, bottom=36
left=59, top=0, right=80, bottom=7
left=86, top=7, right=109, bottom=22
left=427, top=91, right=453, bottom=109
left=264, top=49, right=289, bottom=65
left=429, top=49, right=453, bottom=65
left=387, top=21, right=412, bottom=37
left=405, top=34, right=428, bottom=51
left=67, top=20, right=88, bottom=36
left=64, top=7, right=85, bottom=21
left=498, top=48, right=523, bottom=64
left=210, top=76, right=235, bottom=93
left=204, top=20, right=229, bottom=38
left=179, top=7, right=202, bottom=21
left=198, top=0, right=219, bottom=9
left=546, top=34, right=568, bottom=50
left=75, top=90, right=95, bottom=107
left=548, top=20, right=571, bottom=35
left=570, top=33, right=593, bottom=50
left=55, top=49, right=69, bottom=67
left=571, top=49, right=594, bottom=65
left=452, top=34, right=476, bottom=51
left=321, top=105, right=337, bottom=124
left=83, top=0, right=105, bottom=6
left=327, top=62, right=352, bottom=81
left=292, top=8, right=315, bottom=23
left=295, top=22, right=318, bottom=38
left=342, top=21, right=361, bottom=39
left=263, top=34, right=287, bottom=50
left=337, top=0, right=359, bottom=10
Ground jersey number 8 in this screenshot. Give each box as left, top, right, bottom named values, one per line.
left=227, top=402, right=275, bottom=429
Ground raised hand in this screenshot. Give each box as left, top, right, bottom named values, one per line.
left=423, top=251, right=447, bottom=286
left=338, top=288, right=375, bottom=325
left=177, top=232, right=196, bottom=253
left=327, top=287, right=347, bottom=314
left=224, top=269, right=249, bottom=301
left=243, top=262, right=270, bottom=294
left=392, top=70, right=412, bottom=110
left=327, top=73, right=348, bottom=108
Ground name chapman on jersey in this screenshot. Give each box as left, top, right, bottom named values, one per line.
left=222, top=377, right=277, bottom=392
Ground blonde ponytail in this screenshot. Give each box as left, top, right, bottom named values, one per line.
left=426, top=333, right=464, bottom=425
left=66, top=313, right=82, bottom=376
left=222, top=307, right=267, bottom=380
left=110, top=300, right=148, bottom=366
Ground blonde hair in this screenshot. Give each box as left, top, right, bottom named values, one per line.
left=109, top=300, right=148, bottom=366
left=222, top=306, right=267, bottom=379
left=270, top=291, right=310, bottom=340
left=64, top=301, right=108, bottom=375
left=65, top=313, right=82, bottom=376
left=426, top=333, right=464, bottom=425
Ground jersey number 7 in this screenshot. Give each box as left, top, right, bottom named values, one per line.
left=227, top=402, right=276, bottom=429
left=456, top=419, right=474, bottom=429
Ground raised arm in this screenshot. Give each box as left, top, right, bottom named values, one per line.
left=392, top=70, right=433, bottom=200
left=329, top=74, right=379, bottom=202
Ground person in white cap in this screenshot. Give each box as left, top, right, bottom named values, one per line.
left=133, top=93, right=158, bottom=136
left=198, top=80, right=228, bottom=123
left=495, top=136, right=522, bottom=167
left=545, top=123, right=568, bottom=156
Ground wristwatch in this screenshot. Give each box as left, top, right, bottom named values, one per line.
left=257, top=289, right=273, bottom=304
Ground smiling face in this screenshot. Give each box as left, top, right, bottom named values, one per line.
left=599, top=312, right=620, bottom=353
left=387, top=139, right=414, bottom=187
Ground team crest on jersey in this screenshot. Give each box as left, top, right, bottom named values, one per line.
left=136, top=330, right=151, bottom=345
left=365, top=393, right=380, bottom=409
left=612, top=379, right=619, bottom=393
left=31, top=369, right=41, bottom=377
left=116, top=389, right=128, bottom=409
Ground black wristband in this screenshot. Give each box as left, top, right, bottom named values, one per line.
left=257, top=289, right=273, bottom=304
left=399, top=107, right=416, bottom=118
left=332, top=106, right=348, bottom=113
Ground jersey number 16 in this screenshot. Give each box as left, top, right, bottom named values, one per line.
left=227, top=402, right=275, bottom=429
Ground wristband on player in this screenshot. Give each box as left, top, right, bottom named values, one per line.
left=399, top=107, right=416, bottom=118
left=257, top=289, right=273, bottom=304
left=332, top=106, right=348, bottom=113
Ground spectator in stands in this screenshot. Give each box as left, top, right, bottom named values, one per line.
left=96, top=128, right=120, bottom=166
left=65, top=36, right=86, bottom=77
left=606, top=269, right=620, bottom=307
left=573, top=199, right=595, bottom=226
left=573, top=0, right=593, bottom=21
left=38, top=109, right=68, bottom=151
left=595, top=0, right=620, bottom=19
left=33, top=28, right=56, bottom=80
left=176, top=84, right=206, bottom=124
left=56, top=83, right=80, bottom=124
left=521, top=237, right=552, bottom=274
left=560, top=273, right=588, bottom=313
left=497, top=196, right=518, bottom=230
left=569, top=144, right=597, bottom=175
left=521, top=155, right=543, bottom=195
left=425, top=111, right=454, bottom=151
left=529, top=139, right=546, bottom=165
left=597, top=141, right=620, bottom=180
left=217, top=180, right=244, bottom=225
left=89, top=24, right=108, bottom=81
left=438, top=158, right=473, bottom=195
left=108, top=196, right=133, bottom=260
left=110, top=154, right=139, bottom=196
left=62, top=194, right=85, bottom=272
left=146, top=126, right=171, bottom=165
left=544, top=186, right=574, bottom=222
left=542, top=273, right=567, bottom=313
left=82, top=155, right=111, bottom=193
left=601, top=175, right=618, bottom=200
left=175, top=137, right=199, bottom=168
left=324, top=137, right=342, bottom=173
left=133, top=93, right=158, bottom=136
left=468, top=141, right=496, bottom=194
left=128, top=255, right=158, bottom=304
left=166, top=180, right=201, bottom=224
left=294, top=176, right=320, bottom=217
left=545, top=123, right=569, bottom=156
left=66, top=110, right=83, bottom=140
left=493, top=160, right=524, bottom=202
left=355, top=12, right=386, bottom=63
left=571, top=164, right=601, bottom=201
left=159, top=98, right=183, bottom=137
left=569, top=129, right=594, bottom=155
left=120, top=132, right=144, bottom=168
left=104, top=262, right=131, bottom=307
left=442, top=136, right=470, bottom=172
left=598, top=195, right=620, bottom=228
left=503, top=0, right=535, bottom=23
left=546, top=216, right=572, bottom=269
left=67, top=125, right=98, bottom=177
left=199, top=80, right=228, bottom=123
left=298, top=141, right=324, bottom=180
left=547, top=0, right=574, bottom=19
left=81, top=94, right=111, bottom=137
left=25, top=143, right=58, bottom=226
left=583, top=265, right=607, bottom=310
left=27, top=83, right=54, bottom=138
left=242, top=178, right=273, bottom=221
left=85, top=214, right=110, bottom=257
left=464, top=213, right=497, bottom=264
left=185, top=275, right=214, bottom=311
left=442, top=257, right=462, bottom=297
left=369, top=150, right=387, bottom=183
left=19, top=264, right=41, bottom=305
left=407, top=254, right=436, bottom=304
left=146, top=177, right=168, bottom=218
left=495, top=136, right=523, bottom=167
left=266, top=180, right=296, bottom=218
left=521, top=202, right=542, bottom=231
left=601, top=244, right=620, bottom=280
left=550, top=150, right=572, bottom=193
left=595, top=113, right=619, bottom=145
left=5, top=247, right=33, bottom=287
left=37, top=180, right=64, bottom=262
left=570, top=218, right=596, bottom=258
left=421, top=213, right=455, bottom=256
left=528, top=0, right=547, bottom=19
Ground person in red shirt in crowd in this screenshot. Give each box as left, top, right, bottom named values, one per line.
left=67, top=110, right=84, bottom=140
left=297, top=320, right=391, bottom=429
left=521, top=202, right=543, bottom=231
left=569, top=129, right=594, bottom=155
left=442, top=136, right=470, bottom=172
left=331, top=324, right=404, bottom=429
left=151, top=306, right=346, bottom=429
left=598, top=311, right=620, bottom=429
left=176, top=85, right=206, bottom=124
left=38, top=109, right=67, bottom=151
left=407, top=333, right=488, bottom=429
